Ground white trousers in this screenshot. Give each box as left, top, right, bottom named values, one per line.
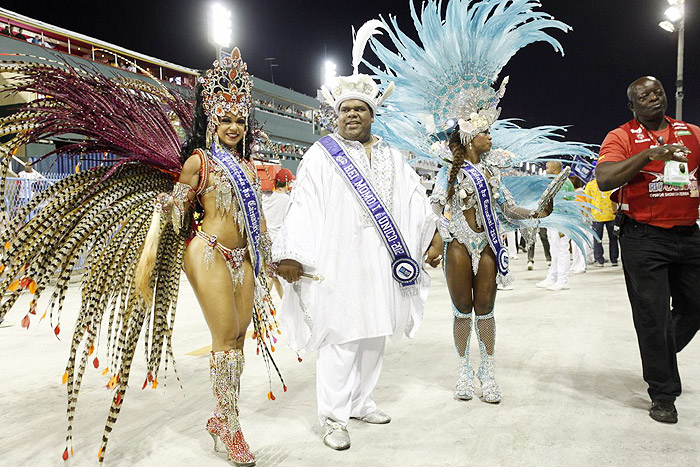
left=506, top=230, right=518, bottom=258
left=546, top=229, right=571, bottom=284
left=316, top=336, right=385, bottom=426
left=571, top=242, right=586, bottom=272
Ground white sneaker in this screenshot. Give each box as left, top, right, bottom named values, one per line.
left=497, top=284, right=513, bottom=290
left=572, top=269, right=586, bottom=274
left=527, top=261, right=534, bottom=271
left=547, top=282, right=570, bottom=291
left=536, top=279, right=555, bottom=288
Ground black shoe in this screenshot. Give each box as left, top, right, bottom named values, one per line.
left=649, top=400, right=678, bottom=424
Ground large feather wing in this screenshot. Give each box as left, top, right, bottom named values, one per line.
left=0, top=55, right=192, bottom=173
left=0, top=55, right=193, bottom=463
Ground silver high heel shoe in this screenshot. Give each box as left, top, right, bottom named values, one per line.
left=477, top=355, right=501, bottom=404
left=208, top=350, right=256, bottom=466
left=455, top=356, right=475, bottom=400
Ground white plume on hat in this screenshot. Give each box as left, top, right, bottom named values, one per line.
left=321, top=20, right=395, bottom=115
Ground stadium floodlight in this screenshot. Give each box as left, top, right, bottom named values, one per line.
left=324, top=60, right=337, bottom=85
left=209, top=3, right=232, bottom=55
left=659, top=20, right=676, bottom=33
left=664, top=6, right=683, bottom=22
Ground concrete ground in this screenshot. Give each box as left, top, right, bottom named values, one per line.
left=1, top=247, right=699, bottom=467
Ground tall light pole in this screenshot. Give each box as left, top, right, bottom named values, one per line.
left=659, top=0, right=685, bottom=119
left=265, top=57, right=278, bottom=84
left=208, top=3, right=232, bottom=62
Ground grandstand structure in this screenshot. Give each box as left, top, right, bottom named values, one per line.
left=0, top=7, right=319, bottom=177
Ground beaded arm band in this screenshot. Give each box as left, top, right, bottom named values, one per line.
left=166, top=182, right=195, bottom=232
left=259, top=231, right=276, bottom=276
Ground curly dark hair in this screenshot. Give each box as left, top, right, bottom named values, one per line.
left=446, top=129, right=469, bottom=201
left=180, top=80, right=256, bottom=164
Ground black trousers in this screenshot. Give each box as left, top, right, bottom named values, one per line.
left=527, top=227, right=551, bottom=262
left=592, top=220, right=619, bottom=264
left=619, top=217, right=700, bottom=401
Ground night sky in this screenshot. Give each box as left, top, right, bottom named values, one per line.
left=3, top=0, right=698, bottom=147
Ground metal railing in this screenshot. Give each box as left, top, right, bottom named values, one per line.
left=3, top=175, right=60, bottom=220
left=4, top=175, right=92, bottom=271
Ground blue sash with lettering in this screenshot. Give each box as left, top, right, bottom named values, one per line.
left=318, top=135, right=420, bottom=289
left=209, top=143, right=262, bottom=277
left=460, top=162, right=510, bottom=279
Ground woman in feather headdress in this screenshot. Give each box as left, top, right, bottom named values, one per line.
left=157, top=48, right=277, bottom=466
left=358, top=0, right=596, bottom=403
left=435, top=118, right=556, bottom=404
left=0, top=48, right=281, bottom=465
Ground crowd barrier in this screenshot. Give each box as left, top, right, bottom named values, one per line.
left=3, top=175, right=89, bottom=270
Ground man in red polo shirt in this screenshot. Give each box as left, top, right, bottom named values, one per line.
left=597, top=76, right=700, bottom=424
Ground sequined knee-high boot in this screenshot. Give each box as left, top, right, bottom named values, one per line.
left=453, top=305, right=475, bottom=400
left=474, top=310, right=501, bottom=403
left=206, top=350, right=256, bottom=466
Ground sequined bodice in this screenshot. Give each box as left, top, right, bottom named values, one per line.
left=449, top=161, right=503, bottom=231
left=198, top=149, right=261, bottom=235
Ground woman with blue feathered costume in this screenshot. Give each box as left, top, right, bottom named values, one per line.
left=357, top=0, right=597, bottom=403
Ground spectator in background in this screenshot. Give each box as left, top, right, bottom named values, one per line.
left=536, top=161, right=575, bottom=290
left=18, top=161, right=43, bottom=205
left=525, top=227, right=551, bottom=271
left=261, top=168, right=295, bottom=298
left=11, top=27, right=27, bottom=41
left=584, top=177, right=618, bottom=267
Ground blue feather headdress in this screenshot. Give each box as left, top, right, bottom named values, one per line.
left=365, top=0, right=570, bottom=144
left=357, top=0, right=599, bottom=250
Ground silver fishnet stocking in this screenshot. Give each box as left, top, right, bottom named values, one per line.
left=452, top=308, right=475, bottom=399
left=474, top=311, right=495, bottom=356
left=474, top=310, right=501, bottom=402
left=453, top=314, right=473, bottom=357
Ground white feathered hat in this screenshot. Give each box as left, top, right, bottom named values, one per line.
left=321, top=20, right=395, bottom=115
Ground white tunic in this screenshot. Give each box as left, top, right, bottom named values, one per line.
left=272, top=133, right=437, bottom=352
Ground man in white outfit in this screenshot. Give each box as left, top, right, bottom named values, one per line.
left=18, top=161, right=43, bottom=204
left=273, top=71, right=441, bottom=450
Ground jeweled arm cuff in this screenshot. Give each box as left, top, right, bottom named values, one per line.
left=171, top=182, right=195, bottom=232
left=259, top=232, right=273, bottom=269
